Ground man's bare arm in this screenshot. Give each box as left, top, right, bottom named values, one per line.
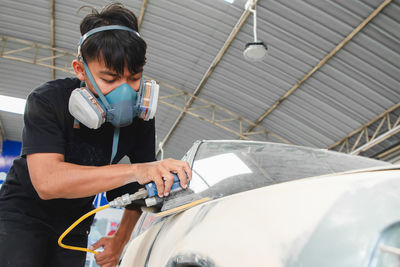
left=27, top=153, right=191, bottom=200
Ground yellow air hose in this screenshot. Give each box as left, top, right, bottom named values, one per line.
left=58, top=190, right=147, bottom=254
left=58, top=204, right=110, bottom=255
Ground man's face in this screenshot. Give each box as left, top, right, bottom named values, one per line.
left=84, top=56, right=142, bottom=96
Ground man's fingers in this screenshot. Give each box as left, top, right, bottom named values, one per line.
left=95, top=250, right=109, bottom=261
left=95, top=251, right=116, bottom=266
left=90, top=238, right=105, bottom=250
left=153, top=175, right=165, bottom=197
left=162, top=159, right=192, bottom=193
left=162, top=171, right=175, bottom=196
left=142, top=159, right=192, bottom=197
left=172, top=161, right=191, bottom=189
left=176, top=168, right=188, bottom=189
left=183, top=161, right=192, bottom=181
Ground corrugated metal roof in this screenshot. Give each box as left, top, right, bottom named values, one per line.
left=1, top=0, right=399, bottom=160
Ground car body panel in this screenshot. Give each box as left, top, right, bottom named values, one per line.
left=120, top=168, right=400, bottom=267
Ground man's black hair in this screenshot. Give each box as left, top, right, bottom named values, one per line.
left=79, top=3, right=146, bottom=75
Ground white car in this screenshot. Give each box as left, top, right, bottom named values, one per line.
left=120, top=140, right=400, bottom=267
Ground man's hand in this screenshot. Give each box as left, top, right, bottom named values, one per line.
left=90, top=234, right=125, bottom=267
left=132, top=158, right=192, bottom=197
left=90, top=209, right=141, bottom=267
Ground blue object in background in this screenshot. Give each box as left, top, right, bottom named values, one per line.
left=0, top=140, right=22, bottom=185
left=93, top=192, right=110, bottom=208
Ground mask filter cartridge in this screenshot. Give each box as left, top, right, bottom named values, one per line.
left=69, top=88, right=106, bottom=129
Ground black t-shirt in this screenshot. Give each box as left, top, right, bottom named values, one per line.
left=0, top=77, right=156, bottom=234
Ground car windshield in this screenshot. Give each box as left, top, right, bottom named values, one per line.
left=161, top=141, right=390, bottom=211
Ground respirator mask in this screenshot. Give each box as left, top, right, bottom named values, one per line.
left=69, top=74, right=159, bottom=130
left=68, top=25, right=159, bottom=163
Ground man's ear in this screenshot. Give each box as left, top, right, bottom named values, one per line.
left=72, top=60, right=85, bottom=81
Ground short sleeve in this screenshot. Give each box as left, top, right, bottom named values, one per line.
left=21, top=91, right=66, bottom=156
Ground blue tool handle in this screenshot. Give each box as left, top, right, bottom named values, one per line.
left=145, top=173, right=181, bottom=198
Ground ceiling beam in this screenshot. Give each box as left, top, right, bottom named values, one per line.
left=376, top=144, right=400, bottom=160
left=351, top=124, right=400, bottom=156
left=0, top=35, right=289, bottom=148
left=155, top=79, right=290, bottom=144
left=50, top=0, right=56, bottom=80
left=329, top=101, right=400, bottom=155
left=157, top=0, right=260, bottom=155
left=244, top=0, right=393, bottom=135
left=0, top=36, right=74, bottom=73
left=137, top=0, right=148, bottom=30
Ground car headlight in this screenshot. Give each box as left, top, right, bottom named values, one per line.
left=368, top=222, right=400, bottom=267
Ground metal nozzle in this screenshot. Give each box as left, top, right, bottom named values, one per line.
left=108, top=188, right=148, bottom=208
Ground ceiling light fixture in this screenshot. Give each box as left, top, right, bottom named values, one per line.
left=243, top=0, right=268, bottom=61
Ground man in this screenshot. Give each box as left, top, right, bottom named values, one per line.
left=0, top=3, right=191, bottom=267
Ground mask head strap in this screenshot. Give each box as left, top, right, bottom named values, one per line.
left=82, top=60, right=112, bottom=111
left=137, top=74, right=144, bottom=105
